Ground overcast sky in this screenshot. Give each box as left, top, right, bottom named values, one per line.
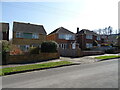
left=0, top=0, right=119, bottom=39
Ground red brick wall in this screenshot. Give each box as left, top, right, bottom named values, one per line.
left=6, top=53, right=60, bottom=64
left=46, top=33, right=57, bottom=42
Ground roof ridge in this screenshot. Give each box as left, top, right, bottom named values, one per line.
left=13, top=21, right=43, bottom=26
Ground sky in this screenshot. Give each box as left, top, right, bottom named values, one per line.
left=0, top=0, right=119, bottom=39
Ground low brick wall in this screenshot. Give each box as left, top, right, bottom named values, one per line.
left=82, top=51, right=104, bottom=56
left=58, top=48, right=83, bottom=57
left=6, top=53, right=59, bottom=64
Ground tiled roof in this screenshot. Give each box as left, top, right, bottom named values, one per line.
left=13, top=22, right=47, bottom=35
left=77, top=29, right=98, bottom=36
left=48, top=27, right=75, bottom=35
left=0, top=23, right=9, bottom=32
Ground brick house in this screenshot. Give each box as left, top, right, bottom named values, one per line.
left=0, top=23, right=9, bottom=41
left=47, top=27, right=80, bottom=56
left=76, top=28, right=101, bottom=50
left=107, top=34, right=119, bottom=46
left=12, top=22, right=47, bottom=51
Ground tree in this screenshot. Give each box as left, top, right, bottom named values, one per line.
left=1, top=40, right=10, bottom=64
left=2, top=40, right=10, bottom=54
left=108, top=26, right=112, bottom=35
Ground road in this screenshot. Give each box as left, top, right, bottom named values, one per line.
left=2, top=59, right=118, bottom=88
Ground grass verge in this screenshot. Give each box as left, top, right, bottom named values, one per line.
left=0, top=61, right=73, bottom=76
left=95, top=55, right=120, bottom=60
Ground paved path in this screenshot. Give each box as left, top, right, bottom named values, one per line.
left=60, top=53, right=119, bottom=64
left=2, top=59, right=118, bottom=88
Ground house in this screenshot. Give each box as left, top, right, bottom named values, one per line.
left=76, top=28, right=101, bottom=50
left=12, top=22, right=47, bottom=51
left=100, top=35, right=108, bottom=43
left=0, top=23, right=9, bottom=41
left=107, top=34, right=119, bottom=46
left=47, top=27, right=80, bottom=56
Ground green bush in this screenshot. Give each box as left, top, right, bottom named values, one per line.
left=29, top=47, right=40, bottom=54
left=41, top=41, right=58, bottom=53
left=1, top=40, right=10, bottom=64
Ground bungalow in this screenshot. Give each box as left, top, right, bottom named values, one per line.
left=0, top=23, right=9, bottom=41
left=12, top=22, right=47, bottom=51
left=76, top=28, right=101, bottom=50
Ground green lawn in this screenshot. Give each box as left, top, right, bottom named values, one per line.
left=95, top=55, right=120, bottom=59
left=0, top=61, right=73, bottom=76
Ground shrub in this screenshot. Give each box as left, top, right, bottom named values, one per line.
left=2, top=40, right=10, bottom=54
left=1, top=40, right=10, bottom=64
left=29, top=47, right=40, bottom=54
left=84, top=48, right=91, bottom=51
left=10, top=44, right=23, bottom=55
left=104, top=48, right=115, bottom=54
left=41, top=41, right=58, bottom=53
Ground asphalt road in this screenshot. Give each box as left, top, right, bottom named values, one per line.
left=2, top=59, right=118, bottom=88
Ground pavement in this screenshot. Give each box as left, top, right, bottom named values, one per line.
left=1, top=53, right=119, bottom=68
left=60, top=53, right=119, bottom=64
left=2, top=58, right=118, bottom=88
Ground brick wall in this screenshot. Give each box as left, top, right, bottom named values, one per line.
left=6, top=52, right=59, bottom=64
left=46, top=33, right=57, bottom=41
left=82, top=51, right=104, bottom=56
left=58, top=48, right=83, bottom=57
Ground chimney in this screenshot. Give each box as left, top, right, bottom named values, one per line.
left=77, top=27, right=79, bottom=33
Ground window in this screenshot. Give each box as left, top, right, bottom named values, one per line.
left=16, top=32, right=39, bottom=39
left=97, top=36, right=101, bottom=40
left=98, top=44, right=101, bottom=47
left=32, top=33, right=39, bottom=39
left=16, top=32, right=22, bottom=38
left=72, top=43, right=76, bottom=49
left=59, top=43, right=67, bottom=49
left=86, top=43, right=93, bottom=48
left=19, top=45, right=30, bottom=51
left=86, top=35, right=93, bottom=39
left=23, top=33, right=32, bottom=39
left=59, top=34, right=75, bottom=40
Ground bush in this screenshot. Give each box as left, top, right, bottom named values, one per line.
left=10, top=45, right=23, bottom=55
left=84, top=48, right=91, bottom=51
left=29, top=47, right=40, bottom=54
left=104, top=48, right=115, bottom=54
left=1, top=40, right=10, bottom=64
left=41, top=41, right=58, bottom=53
left=2, top=40, right=10, bottom=53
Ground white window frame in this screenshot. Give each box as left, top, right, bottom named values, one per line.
left=86, top=43, right=93, bottom=48
left=32, top=33, right=39, bottom=39
left=16, top=32, right=22, bottom=38
left=97, top=36, right=101, bottom=40
left=86, top=35, right=93, bottom=39
left=98, top=44, right=101, bottom=47
left=59, top=34, right=75, bottom=40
